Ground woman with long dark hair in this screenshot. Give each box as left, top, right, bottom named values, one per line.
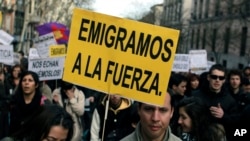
left=8, top=71, right=50, bottom=135
left=177, top=97, right=227, bottom=141
left=2, top=105, right=74, bottom=141
left=6, top=64, right=23, bottom=95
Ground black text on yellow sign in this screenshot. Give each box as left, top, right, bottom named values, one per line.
left=63, top=8, right=180, bottom=105
left=77, top=18, right=174, bottom=63
left=49, top=45, right=66, bottom=57
left=72, top=53, right=162, bottom=95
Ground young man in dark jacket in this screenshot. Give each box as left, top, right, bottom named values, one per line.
left=192, top=64, right=240, bottom=141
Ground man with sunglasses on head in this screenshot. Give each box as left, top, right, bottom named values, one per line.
left=192, top=64, right=240, bottom=141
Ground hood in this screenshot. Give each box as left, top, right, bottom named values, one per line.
left=101, top=94, right=132, bottom=114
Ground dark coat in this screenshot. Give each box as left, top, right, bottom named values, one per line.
left=9, top=92, right=50, bottom=136
left=192, top=85, right=240, bottom=141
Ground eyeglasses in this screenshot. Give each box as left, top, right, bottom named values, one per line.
left=210, top=74, right=225, bottom=80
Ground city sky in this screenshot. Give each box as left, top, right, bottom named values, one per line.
left=92, top=0, right=163, bottom=19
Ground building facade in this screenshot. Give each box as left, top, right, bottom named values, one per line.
left=161, top=0, right=250, bottom=69
left=0, top=0, right=40, bottom=54
left=0, top=0, right=77, bottom=55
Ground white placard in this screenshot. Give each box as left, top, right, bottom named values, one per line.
left=0, top=45, right=14, bottom=64
left=172, top=54, right=190, bottom=72
left=28, top=57, right=65, bottom=81
left=13, top=52, right=20, bottom=64
left=29, top=48, right=40, bottom=59
left=189, top=50, right=208, bottom=74
left=189, top=50, right=207, bottom=68
left=34, top=32, right=57, bottom=58
left=0, top=29, right=14, bottom=45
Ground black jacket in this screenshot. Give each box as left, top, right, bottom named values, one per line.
left=192, top=85, right=240, bottom=141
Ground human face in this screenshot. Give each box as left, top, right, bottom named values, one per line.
left=208, top=70, right=225, bottom=93
left=22, top=74, right=38, bottom=95
left=244, top=69, right=250, bottom=79
left=178, top=107, right=192, bottom=133
left=243, top=84, right=250, bottom=93
left=43, top=125, right=68, bottom=141
left=110, top=95, right=122, bottom=107
left=190, top=79, right=199, bottom=89
left=229, top=75, right=241, bottom=89
left=0, top=73, right=4, bottom=82
left=173, top=81, right=187, bottom=96
left=139, top=93, right=173, bottom=140
left=12, top=66, right=21, bottom=78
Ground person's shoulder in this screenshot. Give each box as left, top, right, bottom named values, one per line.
left=120, top=132, right=136, bottom=141
left=0, top=137, right=16, bottom=141
left=169, top=133, right=182, bottom=141
left=191, top=89, right=202, bottom=96
left=74, top=86, right=85, bottom=95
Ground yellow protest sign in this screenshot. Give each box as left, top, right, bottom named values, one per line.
left=63, top=8, right=180, bottom=105
left=49, top=44, right=66, bottom=57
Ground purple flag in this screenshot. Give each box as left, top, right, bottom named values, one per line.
left=36, top=22, right=70, bottom=44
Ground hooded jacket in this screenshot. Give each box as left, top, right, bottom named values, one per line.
left=52, top=86, right=85, bottom=141
left=90, top=95, right=134, bottom=141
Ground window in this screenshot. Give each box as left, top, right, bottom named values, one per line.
left=191, top=29, right=195, bottom=49
left=246, top=0, right=250, bottom=15
left=199, top=0, right=203, bottom=19
left=215, top=0, right=220, bottom=17
left=212, top=28, right=217, bottom=51
left=224, top=27, right=230, bottom=53
left=202, top=29, right=206, bottom=49
left=223, top=60, right=227, bottom=67
left=196, top=29, right=200, bottom=49
left=240, top=27, right=248, bottom=56
left=228, top=0, right=233, bottom=15
left=193, top=0, right=198, bottom=20
left=204, top=0, right=209, bottom=18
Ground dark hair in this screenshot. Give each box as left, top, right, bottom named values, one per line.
left=18, top=50, right=24, bottom=56
left=61, top=81, right=74, bottom=90
left=60, top=81, right=74, bottom=101
left=227, top=69, right=243, bottom=86
left=177, top=97, right=225, bottom=141
left=17, top=71, right=40, bottom=93
left=242, top=77, right=250, bottom=86
left=13, top=105, right=74, bottom=141
left=14, top=71, right=40, bottom=96
left=168, top=73, right=187, bottom=89
left=10, top=64, right=23, bottom=78
left=185, top=73, right=200, bottom=96
left=208, top=64, right=226, bottom=76
left=187, top=73, right=199, bottom=82
left=138, top=91, right=174, bottom=108
left=243, top=66, right=250, bottom=74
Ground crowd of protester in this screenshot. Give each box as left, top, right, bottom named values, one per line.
left=0, top=59, right=250, bottom=141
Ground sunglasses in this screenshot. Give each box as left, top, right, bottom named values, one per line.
left=210, top=74, right=225, bottom=80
